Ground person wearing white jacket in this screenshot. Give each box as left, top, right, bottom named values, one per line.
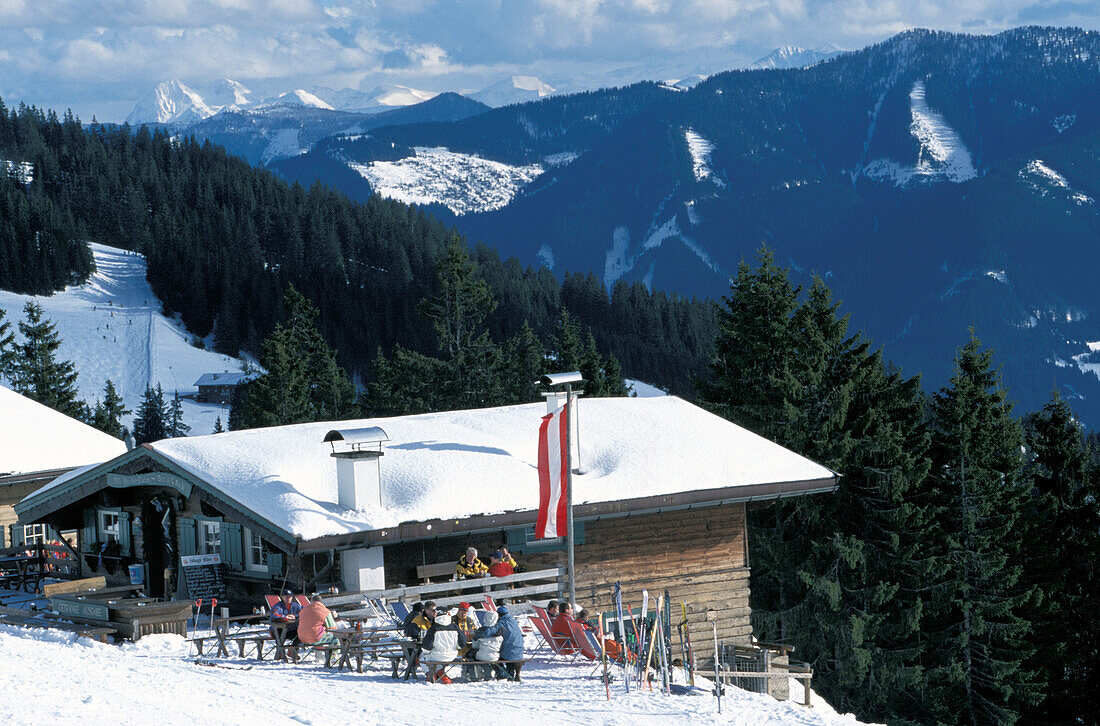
left=420, top=611, right=466, bottom=683
left=469, top=610, right=506, bottom=680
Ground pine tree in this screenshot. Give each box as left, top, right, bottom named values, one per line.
left=1021, top=393, right=1100, bottom=724
left=167, top=391, right=190, bottom=438
left=0, top=308, right=15, bottom=383
left=91, top=379, right=129, bottom=438
left=923, top=333, right=1039, bottom=725
left=11, top=301, right=85, bottom=418
left=133, top=383, right=168, bottom=444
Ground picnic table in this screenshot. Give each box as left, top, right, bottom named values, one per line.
left=0, top=556, right=46, bottom=593
left=325, top=625, right=407, bottom=672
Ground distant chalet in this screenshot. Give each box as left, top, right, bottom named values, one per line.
left=16, top=396, right=836, bottom=653
left=193, top=371, right=257, bottom=405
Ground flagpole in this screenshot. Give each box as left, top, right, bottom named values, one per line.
left=565, top=382, right=577, bottom=613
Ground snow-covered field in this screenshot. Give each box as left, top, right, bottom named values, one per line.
left=0, top=624, right=870, bottom=726
left=0, top=243, right=250, bottom=435
left=862, top=80, right=977, bottom=186
left=349, top=147, right=544, bottom=215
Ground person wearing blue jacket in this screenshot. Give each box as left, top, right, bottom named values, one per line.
left=474, top=605, right=526, bottom=681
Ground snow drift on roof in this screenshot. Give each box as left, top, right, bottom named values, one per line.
left=128, top=396, right=833, bottom=542
left=0, top=386, right=127, bottom=477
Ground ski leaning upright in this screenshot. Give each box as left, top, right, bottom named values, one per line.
left=614, top=583, right=629, bottom=694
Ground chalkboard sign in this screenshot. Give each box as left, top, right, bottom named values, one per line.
left=180, top=554, right=228, bottom=603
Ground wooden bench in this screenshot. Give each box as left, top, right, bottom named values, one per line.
left=419, top=659, right=532, bottom=682
left=416, top=562, right=456, bottom=583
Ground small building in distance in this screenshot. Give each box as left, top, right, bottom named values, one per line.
left=193, top=371, right=256, bottom=406
left=0, top=386, right=127, bottom=548
left=16, top=396, right=835, bottom=658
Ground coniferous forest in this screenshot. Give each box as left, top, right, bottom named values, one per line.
left=0, top=101, right=715, bottom=397
left=1, top=98, right=1098, bottom=726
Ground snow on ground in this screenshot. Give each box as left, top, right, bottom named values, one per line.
left=1019, top=159, right=1094, bottom=205
left=862, top=80, right=976, bottom=187
left=684, top=129, right=725, bottom=187
left=0, top=243, right=249, bottom=435
left=625, top=379, right=668, bottom=397
left=0, top=625, right=871, bottom=726
left=350, top=147, right=544, bottom=215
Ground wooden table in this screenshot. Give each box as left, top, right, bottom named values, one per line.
left=212, top=613, right=270, bottom=658
left=327, top=625, right=404, bottom=671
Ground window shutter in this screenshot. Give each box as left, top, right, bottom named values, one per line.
left=178, top=517, right=197, bottom=557
left=220, top=522, right=243, bottom=571
left=82, top=508, right=97, bottom=552
left=118, top=512, right=132, bottom=557
left=267, top=552, right=284, bottom=578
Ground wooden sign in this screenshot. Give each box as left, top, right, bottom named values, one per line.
left=180, top=554, right=227, bottom=603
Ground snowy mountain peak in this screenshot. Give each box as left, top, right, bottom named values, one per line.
left=260, top=89, right=334, bottom=110
left=751, top=45, right=846, bottom=69
left=472, top=76, right=557, bottom=107
left=125, top=80, right=214, bottom=125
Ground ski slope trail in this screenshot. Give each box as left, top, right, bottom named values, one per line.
left=0, top=243, right=249, bottom=434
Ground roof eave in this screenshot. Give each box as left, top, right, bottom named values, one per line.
left=296, top=474, right=839, bottom=553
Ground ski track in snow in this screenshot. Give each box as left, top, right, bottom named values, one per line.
left=862, top=80, right=976, bottom=187
left=0, top=625, right=874, bottom=726
left=0, top=243, right=248, bottom=435
left=351, top=147, right=543, bottom=215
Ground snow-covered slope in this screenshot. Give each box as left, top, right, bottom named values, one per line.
left=125, top=80, right=215, bottom=125
left=0, top=626, right=871, bottom=725
left=0, top=244, right=250, bottom=435
left=473, top=76, right=556, bottom=107
left=862, top=80, right=977, bottom=186
left=350, top=147, right=544, bottom=215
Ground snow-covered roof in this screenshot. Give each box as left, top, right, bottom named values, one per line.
left=193, top=372, right=255, bottom=387
left=0, top=385, right=128, bottom=478
left=23, top=397, right=834, bottom=544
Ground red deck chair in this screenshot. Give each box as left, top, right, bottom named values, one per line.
left=531, top=615, right=580, bottom=661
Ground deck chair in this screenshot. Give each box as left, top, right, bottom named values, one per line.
left=531, top=615, right=579, bottom=661
left=390, top=601, right=411, bottom=622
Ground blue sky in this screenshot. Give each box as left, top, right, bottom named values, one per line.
left=1, top=0, right=1097, bottom=121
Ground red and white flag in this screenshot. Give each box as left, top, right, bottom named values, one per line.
left=536, top=403, right=569, bottom=538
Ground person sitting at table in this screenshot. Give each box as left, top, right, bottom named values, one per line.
left=474, top=605, right=526, bottom=682
left=421, top=610, right=466, bottom=684
left=407, top=600, right=436, bottom=643
left=455, top=547, right=488, bottom=579
left=298, top=594, right=336, bottom=646
left=466, top=609, right=504, bottom=681
left=454, top=602, right=480, bottom=644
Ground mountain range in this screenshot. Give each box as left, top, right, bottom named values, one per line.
left=259, top=27, right=1100, bottom=425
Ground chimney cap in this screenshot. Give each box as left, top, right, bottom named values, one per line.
left=537, top=372, right=584, bottom=387
left=324, top=426, right=389, bottom=445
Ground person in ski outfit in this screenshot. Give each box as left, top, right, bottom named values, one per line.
left=297, top=594, right=336, bottom=646
left=421, top=611, right=466, bottom=683
left=474, top=605, right=525, bottom=681
left=455, top=547, right=488, bottom=578
left=466, top=609, right=505, bottom=680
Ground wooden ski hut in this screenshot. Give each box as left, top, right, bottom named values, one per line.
left=16, top=396, right=836, bottom=661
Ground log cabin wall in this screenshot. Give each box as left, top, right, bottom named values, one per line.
left=573, top=502, right=752, bottom=666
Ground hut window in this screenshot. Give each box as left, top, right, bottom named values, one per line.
left=99, top=510, right=121, bottom=542
left=22, top=524, right=48, bottom=545
left=245, top=529, right=267, bottom=571
left=200, top=521, right=221, bottom=555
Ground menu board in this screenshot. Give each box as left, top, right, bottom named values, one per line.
left=180, top=553, right=228, bottom=603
